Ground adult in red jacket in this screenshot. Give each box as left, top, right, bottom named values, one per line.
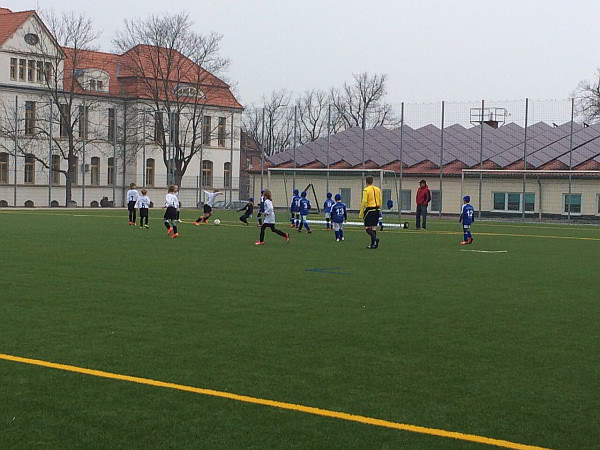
left=415, top=179, right=431, bottom=230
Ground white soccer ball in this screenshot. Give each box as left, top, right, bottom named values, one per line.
left=213, top=219, right=221, bottom=225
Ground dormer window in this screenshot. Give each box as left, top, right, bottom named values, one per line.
left=89, top=79, right=96, bottom=91
left=75, top=69, right=109, bottom=93
left=175, top=85, right=204, bottom=98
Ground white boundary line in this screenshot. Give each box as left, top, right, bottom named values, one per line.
left=460, top=249, right=508, bottom=253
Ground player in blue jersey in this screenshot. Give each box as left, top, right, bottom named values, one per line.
left=330, top=194, right=347, bottom=242
left=290, top=189, right=301, bottom=229
left=459, top=195, right=475, bottom=245
left=298, top=191, right=312, bottom=233
left=257, top=190, right=265, bottom=226
left=323, top=192, right=334, bottom=230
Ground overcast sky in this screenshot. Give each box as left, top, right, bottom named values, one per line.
left=9, top=0, right=600, bottom=108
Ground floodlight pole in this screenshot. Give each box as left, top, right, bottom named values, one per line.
left=326, top=104, right=331, bottom=193
left=398, top=102, right=404, bottom=220
left=13, top=95, right=17, bottom=207
left=567, top=98, right=575, bottom=222
left=142, top=110, right=146, bottom=187
left=82, top=100, right=86, bottom=208
left=478, top=100, right=484, bottom=219
left=48, top=98, right=53, bottom=207
left=230, top=111, right=234, bottom=201
left=439, top=101, right=445, bottom=218
left=260, top=107, right=265, bottom=192
left=112, top=104, right=117, bottom=207
left=361, top=99, right=366, bottom=187
left=522, top=98, right=529, bottom=220
left=293, top=105, right=297, bottom=191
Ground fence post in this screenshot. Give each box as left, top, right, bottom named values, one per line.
left=327, top=104, right=331, bottom=194
left=260, top=107, right=265, bottom=191
left=398, top=102, right=404, bottom=220
left=142, top=110, right=146, bottom=187
left=478, top=100, right=484, bottom=219
left=522, top=98, right=529, bottom=220
left=112, top=104, right=117, bottom=207
left=293, top=105, right=297, bottom=191
left=567, top=98, right=575, bottom=222
left=48, top=99, right=53, bottom=207
left=439, top=100, right=445, bottom=218
left=82, top=100, right=86, bottom=208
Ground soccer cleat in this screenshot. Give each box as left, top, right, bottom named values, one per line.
left=460, top=241, right=469, bottom=245
left=285, top=234, right=290, bottom=243
left=468, top=237, right=473, bottom=244
left=167, top=228, right=173, bottom=235
left=341, top=237, right=345, bottom=241
left=193, top=221, right=201, bottom=226
left=336, top=239, right=340, bottom=242
left=307, top=230, right=312, bottom=234
left=374, top=238, right=380, bottom=248
left=255, top=241, right=265, bottom=246
left=144, top=225, right=149, bottom=229
left=172, top=233, right=179, bottom=238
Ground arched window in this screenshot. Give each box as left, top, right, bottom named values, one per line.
left=0, top=199, right=8, bottom=207
left=91, top=157, right=100, bottom=186
left=51, top=154, right=60, bottom=185
left=224, top=162, right=231, bottom=188
left=107, top=157, right=114, bottom=185
left=90, top=200, right=99, bottom=207
left=50, top=200, right=59, bottom=207
left=0, top=152, right=8, bottom=184
left=24, top=200, right=34, bottom=207
left=202, top=160, right=213, bottom=187
left=24, top=154, right=35, bottom=184
left=146, top=158, right=155, bottom=186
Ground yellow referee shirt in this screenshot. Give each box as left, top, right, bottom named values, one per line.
left=359, top=185, right=382, bottom=218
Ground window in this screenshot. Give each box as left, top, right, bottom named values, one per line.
left=51, top=154, right=60, bottom=185
left=19, top=59, right=26, bottom=81
left=430, top=190, right=441, bottom=212
left=71, top=156, right=78, bottom=185
left=108, top=108, right=115, bottom=141
left=90, top=157, right=100, bottom=186
left=146, top=158, right=155, bottom=186
left=382, top=189, right=392, bottom=208
left=563, top=194, right=581, bottom=215
left=78, top=105, right=89, bottom=139
left=24, top=200, right=34, bottom=208
left=203, top=116, right=211, bottom=146
left=24, top=154, right=35, bottom=184
left=218, top=117, right=226, bottom=147
left=89, top=79, right=96, bottom=91
left=25, top=101, right=36, bottom=135
left=44, top=62, right=52, bottom=83
left=0, top=152, right=8, bottom=184
left=0, top=200, right=8, bottom=207
left=340, top=188, right=351, bottom=209
left=10, top=58, right=17, bottom=80
left=36, top=61, right=43, bottom=83
left=97, top=80, right=103, bottom=91
left=224, top=162, right=231, bottom=188
left=154, top=112, right=164, bottom=145
left=202, top=160, right=213, bottom=187
left=400, top=189, right=411, bottom=212
left=493, top=192, right=535, bottom=212
left=59, top=104, right=68, bottom=137
left=107, top=157, right=114, bottom=185
left=27, top=60, right=35, bottom=82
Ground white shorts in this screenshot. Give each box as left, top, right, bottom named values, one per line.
left=332, top=222, right=343, bottom=231
left=324, top=212, right=331, bottom=219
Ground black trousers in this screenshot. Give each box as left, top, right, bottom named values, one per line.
left=260, top=223, right=286, bottom=241
left=416, top=205, right=428, bottom=229
left=128, top=201, right=136, bottom=222
left=140, top=209, right=149, bottom=225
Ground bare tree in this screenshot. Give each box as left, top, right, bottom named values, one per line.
left=295, top=89, right=329, bottom=145
left=113, top=12, right=231, bottom=186
left=330, top=72, right=398, bottom=130
left=574, top=69, right=600, bottom=123
left=0, top=10, right=104, bottom=206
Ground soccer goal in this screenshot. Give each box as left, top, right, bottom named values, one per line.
left=266, top=168, right=410, bottom=229
left=461, top=169, right=600, bottom=221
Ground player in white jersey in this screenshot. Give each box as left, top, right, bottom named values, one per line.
left=126, top=182, right=139, bottom=226
left=136, top=189, right=151, bottom=229
left=164, top=185, right=180, bottom=238
left=255, top=189, right=290, bottom=245
left=194, top=190, right=222, bottom=224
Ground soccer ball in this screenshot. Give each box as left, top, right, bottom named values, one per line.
left=213, top=219, right=221, bottom=225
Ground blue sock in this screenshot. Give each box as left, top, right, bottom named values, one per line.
left=340, top=230, right=344, bottom=239
left=335, top=230, right=339, bottom=240
left=468, top=231, right=472, bottom=239
left=464, top=231, right=469, bottom=241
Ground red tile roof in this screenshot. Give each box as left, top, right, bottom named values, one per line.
left=0, top=9, right=34, bottom=46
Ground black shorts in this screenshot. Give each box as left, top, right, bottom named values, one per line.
left=164, top=207, right=177, bottom=221
left=364, top=208, right=380, bottom=227
left=128, top=201, right=136, bottom=211
left=140, top=208, right=148, bottom=218
left=204, top=204, right=212, bottom=214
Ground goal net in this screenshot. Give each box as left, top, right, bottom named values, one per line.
left=461, top=169, right=600, bottom=221
left=264, top=168, right=410, bottom=228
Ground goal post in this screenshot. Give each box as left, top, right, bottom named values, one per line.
left=265, top=168, right=410, bottom=228
left=461, top=169, right=600, bottom=221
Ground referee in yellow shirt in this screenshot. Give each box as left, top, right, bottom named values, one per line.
left=359, top=176, right=382, bottom=249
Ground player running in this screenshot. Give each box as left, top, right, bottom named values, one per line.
left=194, top=190, right=222, bottom=224
left=297, top=191, right=312, bottom=233
left=255, top=189, right=290, bottom=245
left=238, top=198, right=254, bottom=225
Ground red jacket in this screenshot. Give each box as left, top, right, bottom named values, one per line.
left=416, top=185, right=431, bottom=206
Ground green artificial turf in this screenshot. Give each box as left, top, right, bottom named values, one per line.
left=1, top=208, right=599, bottom=449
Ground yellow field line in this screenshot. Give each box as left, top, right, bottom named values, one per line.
left=0, top=353, right=552, bottom=450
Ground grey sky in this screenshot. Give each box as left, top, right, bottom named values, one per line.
left=9, top=0, right=600, bottom=108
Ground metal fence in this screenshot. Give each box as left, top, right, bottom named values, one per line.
left=247, top=99, right=600, bottom=222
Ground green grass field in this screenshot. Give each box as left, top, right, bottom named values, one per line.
left=1, top=208, right=599, bottom=449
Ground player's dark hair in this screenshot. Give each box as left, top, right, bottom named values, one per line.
left=365, top=176, right=373, bottom=185
left=129, top=182, right=136, bottom=189
left=141, top=189, right=148, bottom=195
left=168, top=185, right=176, bottom=193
